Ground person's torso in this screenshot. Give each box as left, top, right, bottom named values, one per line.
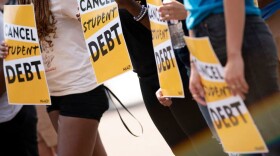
left=0, top=92, right=23, bottom=123
left=42, top=0, right=98, bottom=96
left=184, top=0, right=261, bottom=29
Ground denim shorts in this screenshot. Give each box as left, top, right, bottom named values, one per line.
left=47, top=85, right=109, bottom=121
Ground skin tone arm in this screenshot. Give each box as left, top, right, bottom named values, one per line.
left=115, top=0, right=150, bottom=29
left=0, top=42, right=8, bottom=59
left=158, top=0, right=188, bottom=21
left=0, top=42, right=7, bottom=96
left=155, top=88, right=172, bottom=107
left=0, top=57, right=5, bottom=96
left=155, top=0, right=187, bottom=106
left=224, top=0, right=249, bottom=99
left=158, top=2, right=206, bottom=105
left=189, top=57, right=206, bottom=105
left=189, top=1, right=250, bottom=105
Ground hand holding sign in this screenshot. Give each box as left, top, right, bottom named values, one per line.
left=146, top=0, right=185, bottom=97
left=3, top=5, right=50, bottom=105
left=224, top=53, right=249, bottom=99
left=185, top=36, right=268, bottom=153
left=189, top=62, right=206, bottom=105
left=156, top=88, right=172, bottom=107
left=0, top=41, right=8, bottom=59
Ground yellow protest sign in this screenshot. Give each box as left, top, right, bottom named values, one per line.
left=78, top=1, right=132, bottom=83
left=3, top=5, right=51, bottom=105
left=146, top=0, right=184, bottom=97
left=184, top=37, right=268, bottom=154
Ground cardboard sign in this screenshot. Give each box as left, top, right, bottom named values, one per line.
left=146, top=0, right=184, bottom=97
left=3, top=5, right=51, bottom=105
left=78, top=0, right=132, bottom=83
left=184, top=36, right=268, bottom=154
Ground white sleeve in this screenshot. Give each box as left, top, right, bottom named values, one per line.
left=60, top=0, right=79, bottom=19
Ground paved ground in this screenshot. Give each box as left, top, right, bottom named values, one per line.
left=101, top=71, right=174, bottom=156
left=99, top=104, right=175, bottom=156
left=100, top=71, right=227, bottom=156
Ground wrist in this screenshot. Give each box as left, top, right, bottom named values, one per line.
left=226, top=46, right=242, bottom=58
left=227, top=51, right=242, bottom=60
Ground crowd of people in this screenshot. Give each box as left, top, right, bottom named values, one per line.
left=0, top=0, right=280, bottom=156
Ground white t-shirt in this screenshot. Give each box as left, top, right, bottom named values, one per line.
left=41, top=0, right=98, bottom=96
left=0, top=92, right=23, bottom=123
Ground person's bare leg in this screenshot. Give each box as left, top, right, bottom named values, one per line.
left=57, top=115, right=100, bottom=156
left=38, top=134, right=56, bottom=156
left=92, top=131, right=107, bottom=156
left=48, top=110, right=60, bottom=132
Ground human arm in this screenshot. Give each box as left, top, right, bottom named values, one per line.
left=155, top=88, right=172, bottom=107
left=158, top=0, right=188, bottom=21
left=189, top=58, right=206, bottom=105
left=0, top=42, right=8, bottom=96
left=0, top=58, right=5, bottom=96
left=0, top=41, right=8, bottom=59
left=115, top=0, right=150, bottom=29
left=188, top=30, right=206, bottom=105
left=223, top=0, right=249, bottom=98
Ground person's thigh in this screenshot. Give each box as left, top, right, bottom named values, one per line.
left=57, top=116, right=99, bottom=156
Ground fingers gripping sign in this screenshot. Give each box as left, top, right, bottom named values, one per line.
left=189, top=59, right=206, bottom=105
left=156, top=88, right=172, bottom=107
left=0, top=41, right=8, bottom=59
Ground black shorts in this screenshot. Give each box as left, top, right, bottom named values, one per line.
left=47, top=85, right=109, bottom=121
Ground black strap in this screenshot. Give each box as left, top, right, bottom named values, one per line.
left=104, top=85, right=144, bottom=137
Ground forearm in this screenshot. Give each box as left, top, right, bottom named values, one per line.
left=120, top=0, right=150, bottom=29
left=224, top=0, right=245, bottom=59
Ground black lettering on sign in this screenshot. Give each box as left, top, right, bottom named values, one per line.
left=5, top=24, right=36, bottom=42
left=40, top=99, right=49, bottom=103
left=196, top=63, right=223, bottom=80
left=5, top=61, right=42, bottom=84
left=255, top=146, right=265, bottom=150
left=83, top=6, right=117, bottom=33
left=88, top=23, right=121, bottom=62
left=8, top=45, right=39, bottom=56
left=80, top=0, right=115, bottom=12
left=151, top=29, right=169, bottom=40
left=147, top=5, right=165, bottom=22
left=123, top=65, right=131, bottom=71
left=209, top=102, right=247, bottom=129
left=204, top=85, right=231, bottom=98
left=154, top=45, right=175, bottom=73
